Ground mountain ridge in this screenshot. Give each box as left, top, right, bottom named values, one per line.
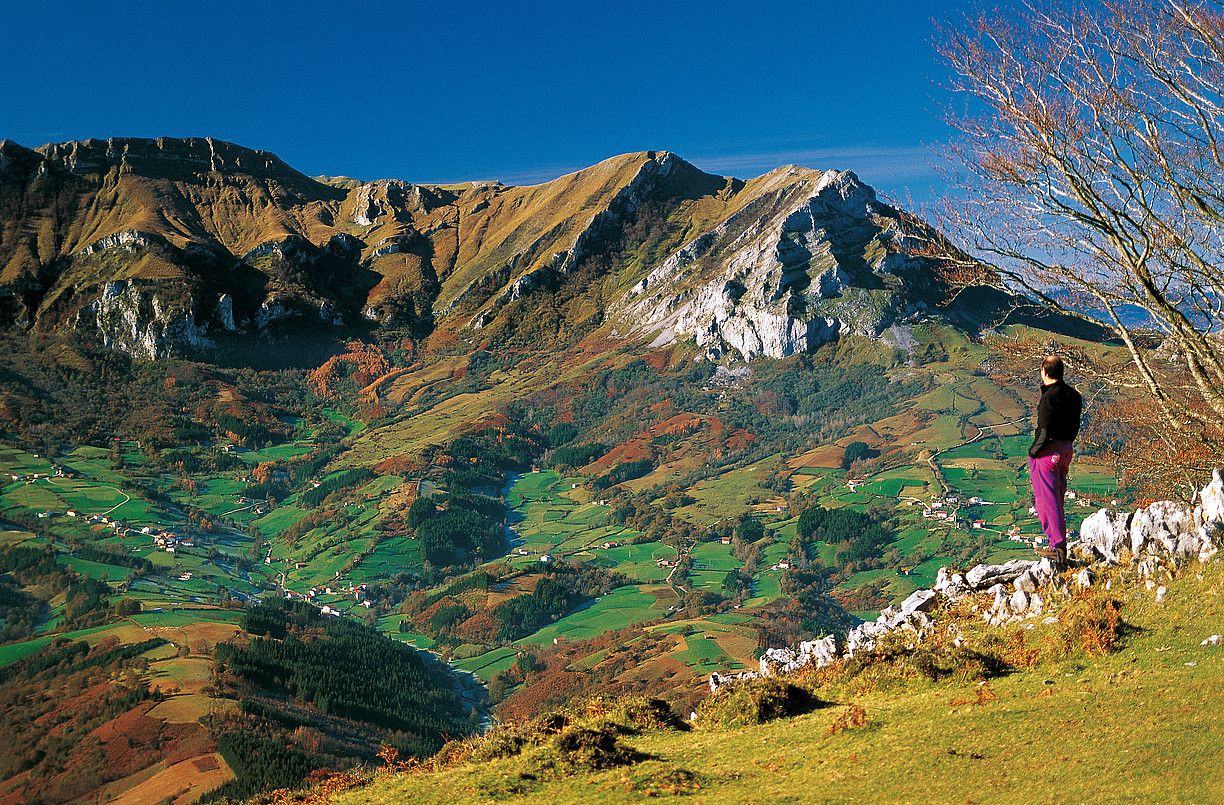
left=0, top=137, right=1012, bottom=361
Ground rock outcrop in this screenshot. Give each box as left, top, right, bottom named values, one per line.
left=1076, top=470, right=1224, bottom=566
left=709, top=471, right=1224, bottom=693
left=75, top=280, right=211, bottom=359
left=619, top=169, right=937, bottom=360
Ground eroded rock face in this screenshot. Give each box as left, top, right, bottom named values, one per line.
left=1079, top=493, right=1222, bottom=566
left=1200, top=469, right=1224, bottom=524
left=844, top=589, right=941, bottom=656
left=75, top=280, right=211, bottom=359
left=964, top=559, right=1036, bottom=590
left=255, top=297, right=297, bottom=329
left=760, top=635, right=840, bottom=676
left=216, top=294, right=237, bottom=331
left=620, top=170, right=917, bottom=360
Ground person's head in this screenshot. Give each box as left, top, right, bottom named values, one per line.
left=1040, top=354, right=1065, bottom=385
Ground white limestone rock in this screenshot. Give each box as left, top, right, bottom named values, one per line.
left=797, top=635, right=840, bottom=669
left=899, top=589, right=938, bottom=616
left=617, top=169, right=911, bottom=360
left=1014, top=571, right=1039, bottom=594
left=1198, top=526, right=1220, bottom=563
left=758, top=635, right=839, bottom=675
left=965, top=560, right=1036, bottom=590
left=351, top=183, right=382, bottom=226
left=216, top=293, right=237, bottom=331
left=255, top=297, right=297, bottom=329
left=1200, top=469, right=1224, bottom=525
left=76, top=280, right=212, bottom=359
left=708, top=669, right=759, bottom=693
left=934, top=567, right=968, bottom=599
left=1078, top=508, right=1132, bottom=564
left=758, top=647, right=797, bottom=676
left=1136, top=557, right=1161, bottom=579
left=1131, top=500, right=1195, bottom=558
left=1011, top=560, right=1054, bottom=594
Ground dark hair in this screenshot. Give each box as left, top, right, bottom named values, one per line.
left=1042, top=354, right=1065, bottom=380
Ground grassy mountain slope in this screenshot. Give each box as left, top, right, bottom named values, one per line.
left=338, top=559, right=1224, bottom=804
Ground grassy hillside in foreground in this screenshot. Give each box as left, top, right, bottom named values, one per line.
left=334, top=560, right=1223, bottom=804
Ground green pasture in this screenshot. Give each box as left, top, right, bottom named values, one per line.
left=130, top=609, right=242, bottom=628
left=0, top=622, right=125, bottom=668
left=59, top=554, right=133, bottom=582
left=674, top=632, right=733, bottom=672
left=455, top=646, right=520, bottom=680
left=587, top=539, right=670, bottom=582
left=351, top=536, right=422, bottom=580
left=0, top=444, right=53, bottom=476
left=323, top=408, right=366, bottom=437
left=0, top=528, right=36, bottom=547
left=239, top=443, right=315, bottom=463
left=516, top=585, right=663, bottom=646
left=676, top=461, right=782, bottom=525
left=254, top=504, right=309, bottom=537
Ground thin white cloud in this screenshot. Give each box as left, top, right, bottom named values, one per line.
left=688, top=145, right=946, bottom=188
left=419, top=144, right=947, bottom=198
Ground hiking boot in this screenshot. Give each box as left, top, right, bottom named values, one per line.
left=1034, top=544, right=1067, bottom=569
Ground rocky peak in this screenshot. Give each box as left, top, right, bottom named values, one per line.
left=37, top=136, right=274, bottom=174
left=346, top=179, right=453, bottom=227
left=617, top=167, right=922, bottom=360
left=0, top=140, right=40, bottom=177
left=30, top=137, right=341, bottom=201
left=810, top=169, right=880, bottom=215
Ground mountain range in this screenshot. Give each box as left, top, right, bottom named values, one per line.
left=0, top=137, right=1024, bottom=362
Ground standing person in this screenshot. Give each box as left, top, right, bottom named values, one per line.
left=1028, top=354, right=1083, bottom=567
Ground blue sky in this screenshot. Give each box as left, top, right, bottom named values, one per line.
left=0, top=1, right=977, bottom=203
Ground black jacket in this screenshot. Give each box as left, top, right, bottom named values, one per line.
left=1029, top=380, right=1083, bottom=458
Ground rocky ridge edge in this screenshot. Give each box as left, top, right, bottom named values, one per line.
left=709, top=469, right=1224, bottom=692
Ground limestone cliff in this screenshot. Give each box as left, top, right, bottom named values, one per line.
left=618, top=168, right=934, bottom=359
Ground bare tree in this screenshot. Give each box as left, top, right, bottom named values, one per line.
left=930, top=0, right=1224, bottom=492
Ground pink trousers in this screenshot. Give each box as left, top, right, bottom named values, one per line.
left=1029, top=441, right=1073, bottom=549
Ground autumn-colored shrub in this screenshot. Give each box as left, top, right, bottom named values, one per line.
left=1042, top=587, right=1125, bottom=659
left=695, top=677, right=821, bottom=729
left=824, top=703, right=868, bottom=737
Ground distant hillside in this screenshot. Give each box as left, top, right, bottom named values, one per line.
left=0, top=137, right=1051, bottom=361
